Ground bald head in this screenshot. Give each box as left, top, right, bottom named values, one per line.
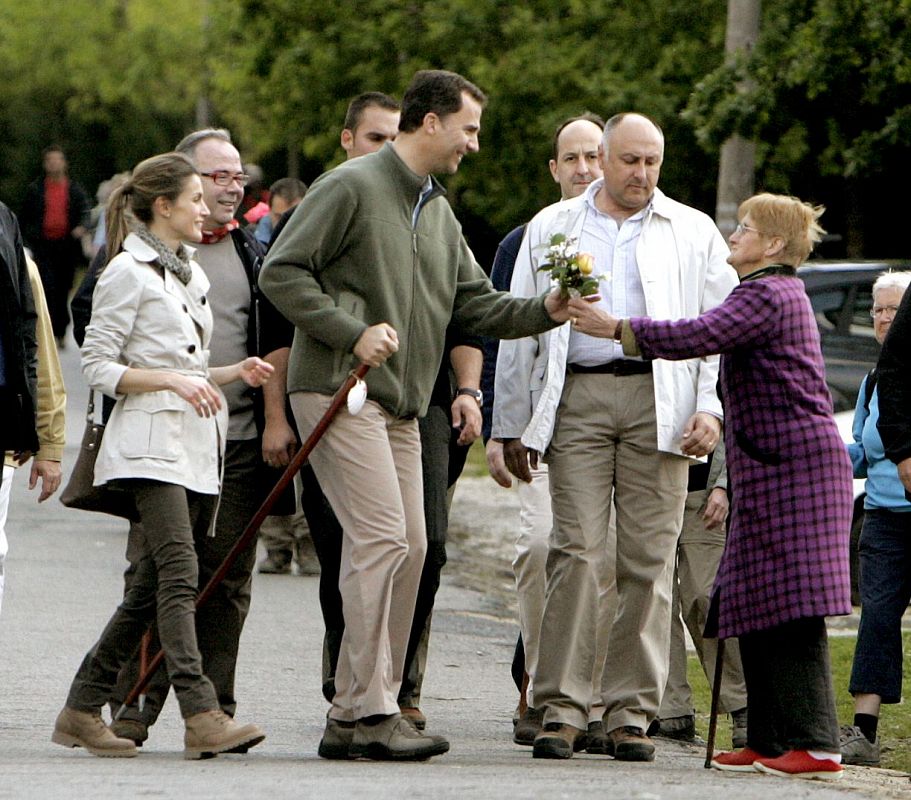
left=549, top=118, right=604, bottom=200
left=597, top=113, right=664, bottom=218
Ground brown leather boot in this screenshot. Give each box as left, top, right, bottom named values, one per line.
left=532, top=722, right=586, bottom=759
left=183, top=710, right=265, bottom=760
left=51, top=707, right=138, bottom=758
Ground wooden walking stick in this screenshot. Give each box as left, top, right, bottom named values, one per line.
left=703, top=636, right=726, bottom=768
left=114, top=363, right=370, bottom=720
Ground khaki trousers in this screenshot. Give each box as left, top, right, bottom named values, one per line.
left=290, top=393, right=426, bottom=721
left=537, top=371, right=688, bottom=732
left=513, top=464, right=614, bottom=721
left=660, top=490, right=747, bottom=717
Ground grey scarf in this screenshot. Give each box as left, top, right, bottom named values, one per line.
left=133, top=224, right=194, bottom=285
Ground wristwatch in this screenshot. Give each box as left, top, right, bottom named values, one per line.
left=456, top=387, right=483, bottom=406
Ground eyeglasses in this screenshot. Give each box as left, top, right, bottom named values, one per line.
left=733, top=222, right=762, bottom=236
left=871, top=305, right=900, bottom=318
left=201, top=170, right=250, bottom=187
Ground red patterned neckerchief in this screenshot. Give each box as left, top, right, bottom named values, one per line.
left=200, top=218, right=239, bottom=245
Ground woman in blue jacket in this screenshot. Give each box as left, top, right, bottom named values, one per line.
left=842, top=270, right=911, bottom=767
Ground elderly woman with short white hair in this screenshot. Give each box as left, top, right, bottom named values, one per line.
left=840, top=270, right=911, bottom=768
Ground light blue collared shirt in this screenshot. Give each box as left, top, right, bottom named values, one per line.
left=566, top=178, right=649, bottom=366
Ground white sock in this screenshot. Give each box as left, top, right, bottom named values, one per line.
left=807, top=750, right=842, bottom=764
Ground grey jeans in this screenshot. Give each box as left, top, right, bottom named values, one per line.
left=66, top=480, right=218, bottom=719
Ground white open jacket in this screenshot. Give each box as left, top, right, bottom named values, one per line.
left=492, top=187, right=738, bottom=458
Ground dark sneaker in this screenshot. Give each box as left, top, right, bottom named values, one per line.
left=532, top=722, right=586, bottom=759
left=109, top=718, right=149, bottom=747
left=399, top=706, right=427, bottom=731
left=730, top=707, right=748, bottom=750
left=349, top=714, right=448, bottom=761
left=258, top=550, right=292, bottom=574
left=585, top=720, right=610, bottom=755
left=839, top=724, right=880, bottom=766
left=655, top=714, right=696, bottom=742
left=513, top=707, right=544, bottom=746
left=605, top=726, right=656, bottom=762
left=318, top=717, right=356, bottom=760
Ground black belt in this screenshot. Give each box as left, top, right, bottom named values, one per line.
left=567, top=360, right=652, bottom=376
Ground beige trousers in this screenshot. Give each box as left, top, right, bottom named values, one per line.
left=536, top=372, right=688, bottom=732
left=513, top=464, right=614, bottom=721
left=660, top=491, right=747, bottom=717
left=290, top=393, right=426, bottom=721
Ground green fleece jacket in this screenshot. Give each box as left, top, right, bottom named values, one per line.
left=260, top=144, right=557, bottom=418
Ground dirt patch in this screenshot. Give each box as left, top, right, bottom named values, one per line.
left=446, top=472, right=911, bottom=796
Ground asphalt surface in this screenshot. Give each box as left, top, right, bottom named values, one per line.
left=0, top=336, right=905, bottom=799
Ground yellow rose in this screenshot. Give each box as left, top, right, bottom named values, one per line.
left=575, top=252, right=595, bottom=275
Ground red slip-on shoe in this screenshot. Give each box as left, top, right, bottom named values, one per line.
left=710, top=746, right=767, bottom=772
left=754, top=749, right=844, bottom=781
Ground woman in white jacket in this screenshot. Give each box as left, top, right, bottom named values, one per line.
left=52, top=152, right=272, bottom=759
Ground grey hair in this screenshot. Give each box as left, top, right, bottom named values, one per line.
left=873, top=270, right=911, bottom=297
left=175, top=128, right=233, bottom=159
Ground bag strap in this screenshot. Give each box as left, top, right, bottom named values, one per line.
left=863, top=367, right=877, bottom=414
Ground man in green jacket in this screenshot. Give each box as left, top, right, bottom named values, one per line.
left=260, top=69, right=570, bottom=761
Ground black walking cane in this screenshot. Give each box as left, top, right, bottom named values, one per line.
left=114, top=363, right=371, bottom=720
left=703, top=637, right=726, bottom=768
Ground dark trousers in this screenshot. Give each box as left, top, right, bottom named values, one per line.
left=111, top=440, right=264, bottom=723
left=849, top=508, right=911, bottom=703
left=399, top=405, right=451, bottom=705
left=33, top=237, right=80, bottom=339
left=739, top=616, right=839, bottom=755
left=68, top=481, right=218, bottom=718
left=300, top=462, right=345, bottom=703
left=310, top=403, right=459, bottom=707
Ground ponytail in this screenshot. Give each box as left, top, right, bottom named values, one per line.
left=105, top=180, right=133, bottom=264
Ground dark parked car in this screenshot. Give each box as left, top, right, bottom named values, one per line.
left=798, top=260, right=911, bottom=411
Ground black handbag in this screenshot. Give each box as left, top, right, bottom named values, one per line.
left=60, top=393, right=138, bottom=521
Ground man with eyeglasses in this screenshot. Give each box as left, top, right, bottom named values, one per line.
left=77, top=129, right=297, bottom=747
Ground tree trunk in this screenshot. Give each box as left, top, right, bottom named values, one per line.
left=715, top=0, right=761, bottom=235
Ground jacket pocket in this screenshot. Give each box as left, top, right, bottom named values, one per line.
left=735, top=429, right=782, bottom=466
left=120, top=392, right=186, bottom=461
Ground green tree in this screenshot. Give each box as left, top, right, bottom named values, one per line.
left=686, top=0, right=911, bottom=255
left=0, top=0, right=207, bottom=205
left=210, top=0, right=728, bottom=249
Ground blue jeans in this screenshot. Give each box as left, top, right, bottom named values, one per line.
left=849, top=508, right=911, bottom=703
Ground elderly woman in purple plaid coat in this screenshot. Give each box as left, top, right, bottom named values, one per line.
left=567, top=193, right=852, bottom=782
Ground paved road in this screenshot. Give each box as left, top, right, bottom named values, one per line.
left=0, top=338, right=903, bottom=799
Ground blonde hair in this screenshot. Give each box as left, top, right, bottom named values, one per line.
left=105, top=152, right=198, bottom=263
left=738, top=193, right=826, bottom=266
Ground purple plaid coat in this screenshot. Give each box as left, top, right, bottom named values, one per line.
left=630, top=275, right=852, bottom=638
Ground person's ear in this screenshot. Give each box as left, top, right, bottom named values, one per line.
left=153, top=195, right=172, bottom=220
left=423, top=112, right=440, bottom=134
left=765, top=236, right=786, bottom=260
left=341, top=128, right=354, bottom=153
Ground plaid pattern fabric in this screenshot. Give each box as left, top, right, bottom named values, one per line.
left=631, top=277, right=852, bottom=637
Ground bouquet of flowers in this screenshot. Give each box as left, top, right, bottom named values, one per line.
left=536, top=234, right=603, bottom=299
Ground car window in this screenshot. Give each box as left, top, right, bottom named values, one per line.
left=808, top=288, right=847, bottom=331
left=848, top=284, right=875, bottom=337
